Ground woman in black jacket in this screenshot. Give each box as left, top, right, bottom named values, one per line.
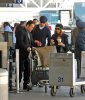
left=51, top=23, right=68, bottom=53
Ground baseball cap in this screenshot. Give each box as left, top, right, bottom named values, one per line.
left=40, top=16, right=47, bottom=23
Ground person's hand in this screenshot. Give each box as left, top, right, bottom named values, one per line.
left=58, top=42, right=65, bottom=47
left=38, top=42, right=42, bottom=46
left=35, top=40, right=42, bottom=46
left=50, top=39, right=55, bottom=45
left=27, top=47, right=31, bottom=52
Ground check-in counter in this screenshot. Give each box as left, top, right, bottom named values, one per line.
left=0, top=68, right=8, bottom=100
left=0, top=42, right=8, bottom=68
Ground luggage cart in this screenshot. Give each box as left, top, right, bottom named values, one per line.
left=27, top=46, right=56, bottom=93
left=49, top=53, right=85, bottom=97
left=27, top=47, right=49, bottom=93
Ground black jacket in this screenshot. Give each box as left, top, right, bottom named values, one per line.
left=75, top=30, right=85, bottom=59
left=51, top=33, right=68, bottom=53
left=32, top=25, right=51, bottom=47
left=15, top=26, right=34, bottom=60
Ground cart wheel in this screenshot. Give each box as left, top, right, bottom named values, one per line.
left=69, top=88, right=75, bottom=97
left=51, top=86, right=56, bottom=96
left=81, top=85, right=85, bottom=93
left=56, top=86, right=59, bottom=89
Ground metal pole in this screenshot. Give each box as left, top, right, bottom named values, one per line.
left=27, top=48, right=32, bottom=89
left=16, top=49, right=19, bottom=93
left=29, top=49, right=32, bottom=85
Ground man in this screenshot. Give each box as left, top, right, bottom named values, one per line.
left=32, top=16, right=51, bottom=47
left=71, top=20, right=80, bottom=52
left=75, top=20, right=85, bottom=78
left=15, top=20, right=35, bottom=89
left=3, top=22, right=13, bottom=32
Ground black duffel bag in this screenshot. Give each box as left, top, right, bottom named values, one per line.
left=31, top=69, right=49, bottom=85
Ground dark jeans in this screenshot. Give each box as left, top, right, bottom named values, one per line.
left=76, top=59, right=81, bottom=78
left=23, top=60, right=30, bottom=85
left=19, top=59, right=30, bottom=86
left=19, top=58, right=24, bottom=83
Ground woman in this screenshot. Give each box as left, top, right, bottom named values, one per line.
left=51, top=23, right=68, bottom=53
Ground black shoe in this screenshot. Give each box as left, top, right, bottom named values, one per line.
left=23, top=84, right=27, bottom=90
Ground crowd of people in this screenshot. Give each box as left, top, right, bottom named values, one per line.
left=0, top=13, right=85, bottom=93
left=0, top=15, right=70, bottom=90
left=2, top=15, right=85, bottom=89
left=13, top=16, right=69, bottom=89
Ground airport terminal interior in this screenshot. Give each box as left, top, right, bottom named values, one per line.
left=1, top=0, right=85, bottom=100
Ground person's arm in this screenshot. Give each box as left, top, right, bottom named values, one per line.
left=47, top=29, right=51, bottom=46
left=63, top=34, right=69, bottom=52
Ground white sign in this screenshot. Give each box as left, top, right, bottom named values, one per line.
left=61, top=11, right=70, bottom=26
